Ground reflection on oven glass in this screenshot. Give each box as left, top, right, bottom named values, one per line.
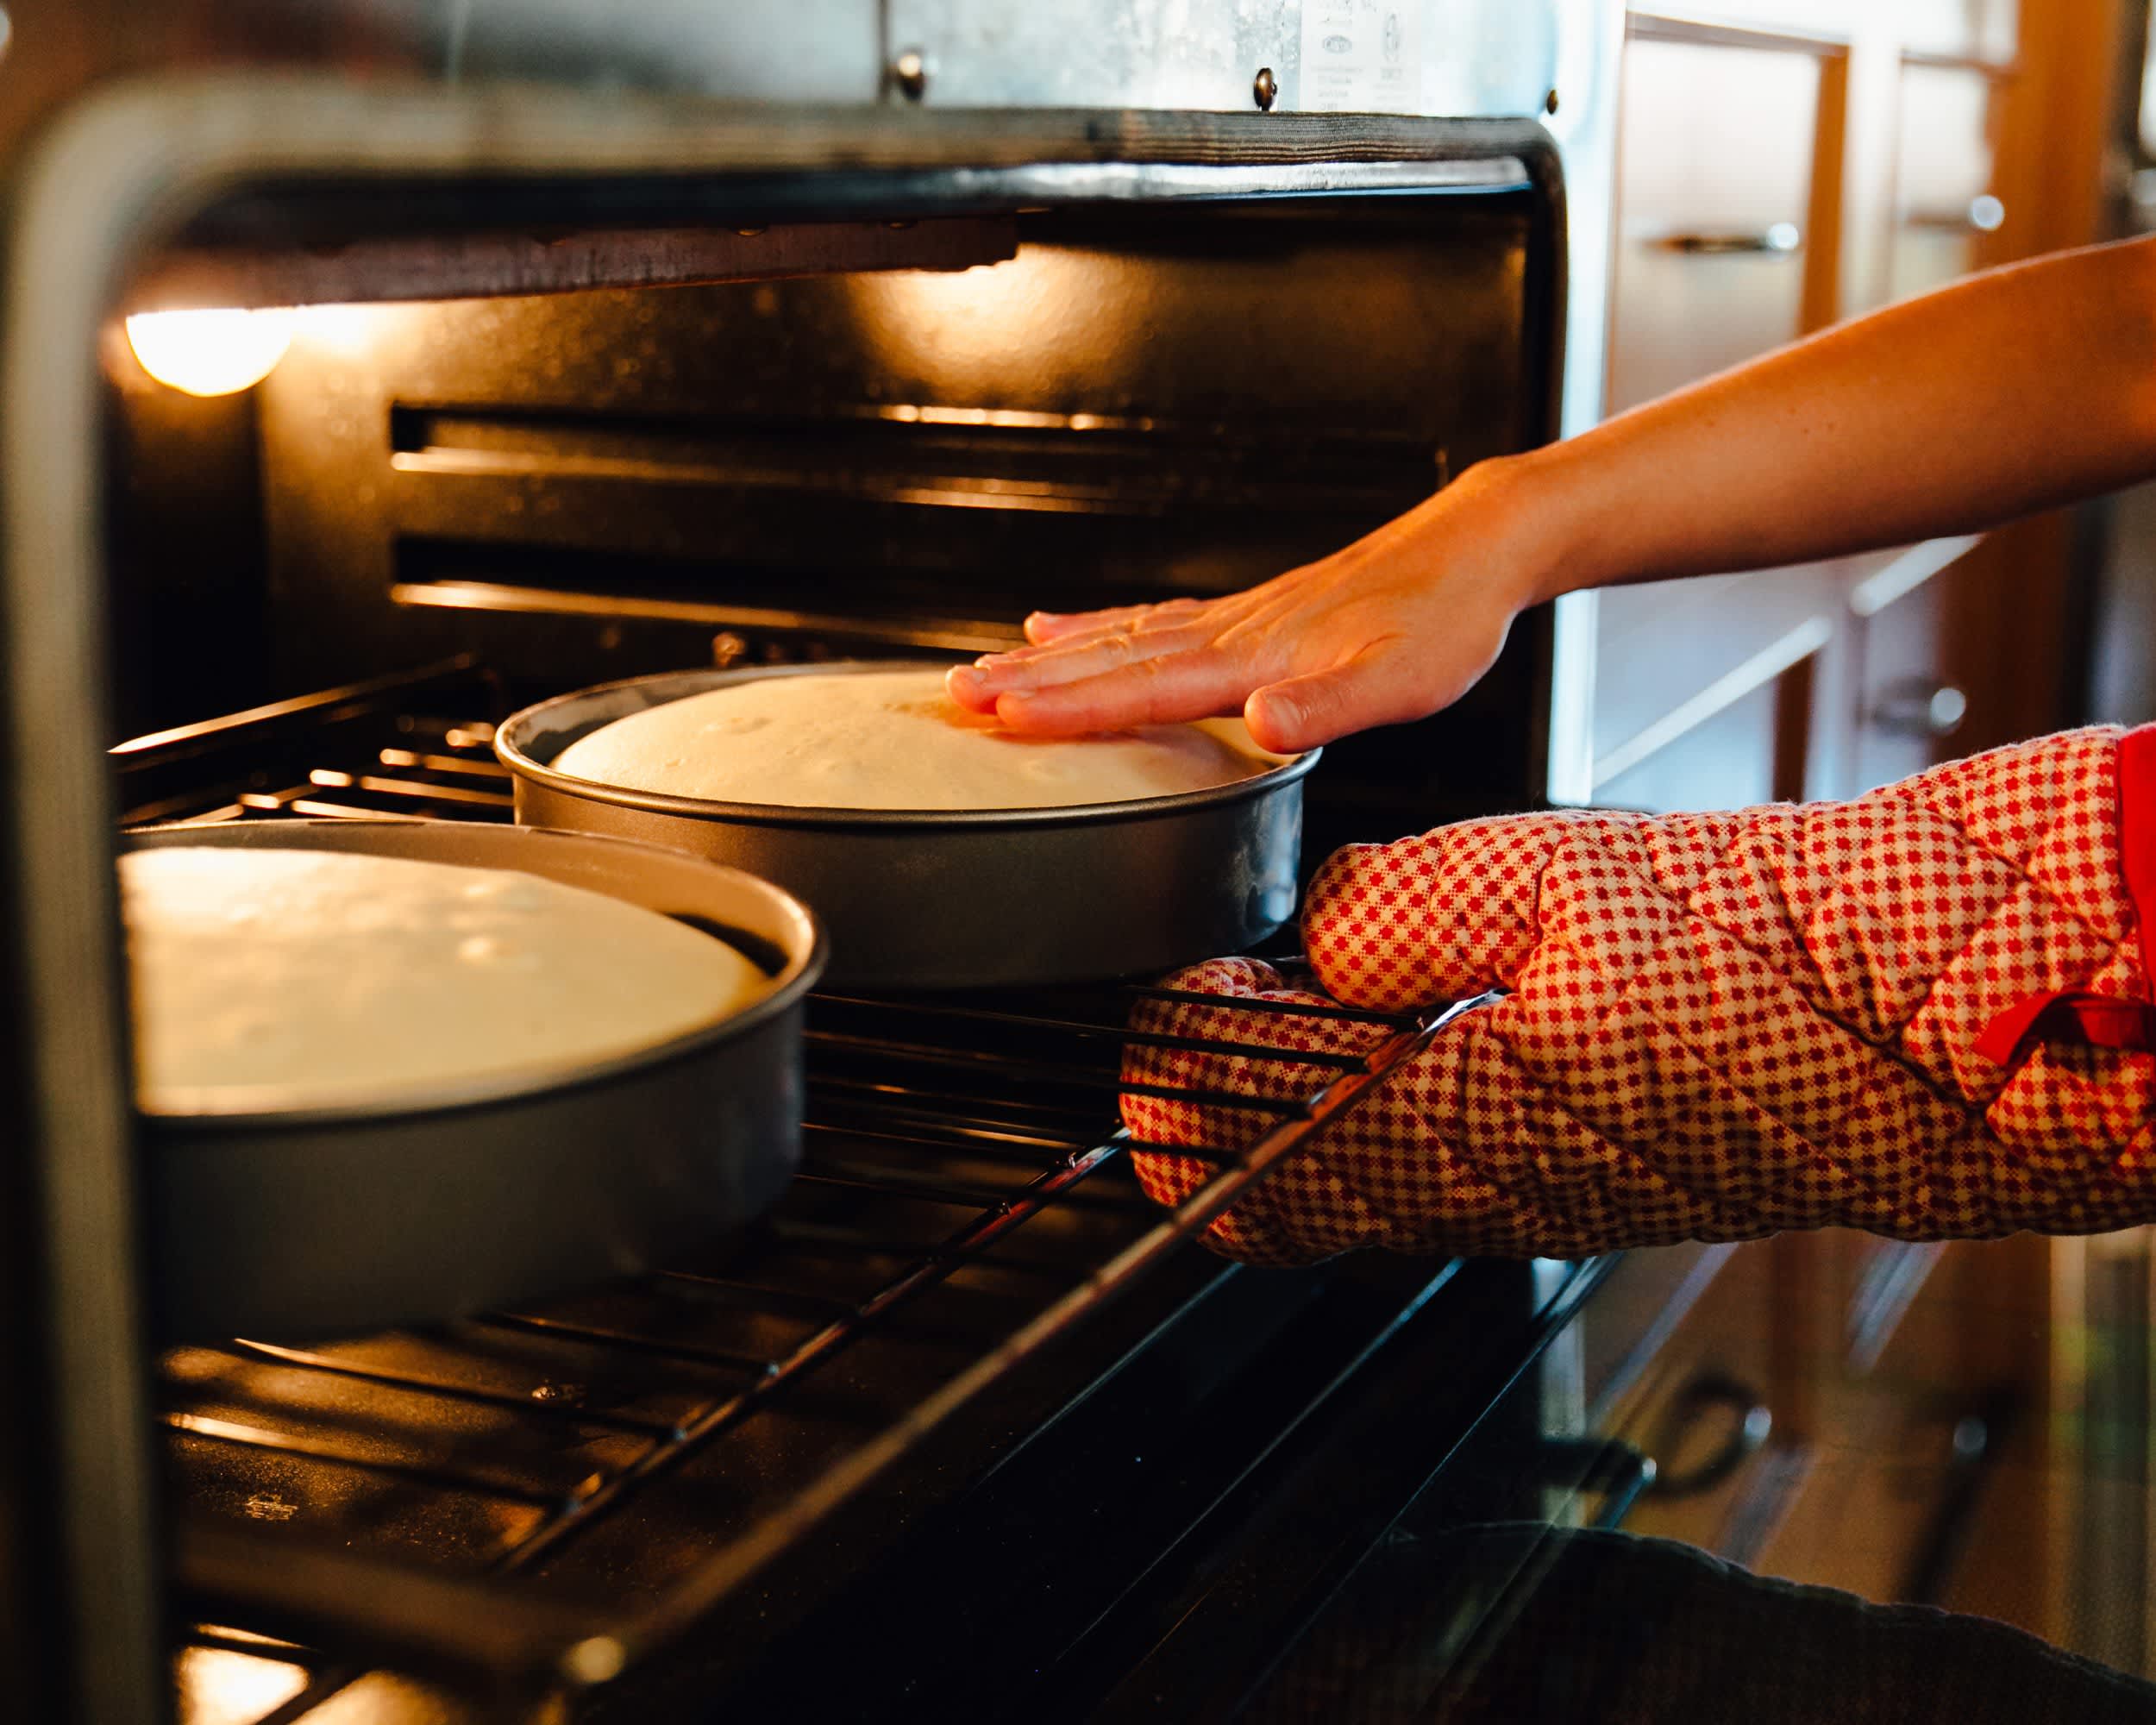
left=176, top=1647, right=308, bottom=1725
left=181, top=1657, right=458, bottom=1725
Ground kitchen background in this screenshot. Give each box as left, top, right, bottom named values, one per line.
left=1589, top=0, right=2156, bottom=1674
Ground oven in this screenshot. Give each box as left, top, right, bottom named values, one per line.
left=0, top=5, right=1715, bottom=1720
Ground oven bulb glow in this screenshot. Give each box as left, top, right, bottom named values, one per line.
left=124, top=307, right=293, bottom=397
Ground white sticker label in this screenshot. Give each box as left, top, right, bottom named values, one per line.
left=1299, top=0, right=1423, bottom=114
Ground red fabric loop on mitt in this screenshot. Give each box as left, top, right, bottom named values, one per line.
left=1974, top=722, right=2156, bottom=1066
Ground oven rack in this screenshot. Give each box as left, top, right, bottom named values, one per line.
left=122, top=662, right=1475, bottom=1722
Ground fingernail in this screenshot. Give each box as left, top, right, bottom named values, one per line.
left=1026, top=610, right=1065, bottom=624
left=946, top=665, right=987, bottom=700
left=1247, top=690, right=1299, bottom=750
left=970, top=657, right=1033, bottom=691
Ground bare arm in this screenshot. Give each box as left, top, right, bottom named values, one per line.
left=1546, top=235, right=2156, bottom=586
left=950, top=236, right=2156, bottom=753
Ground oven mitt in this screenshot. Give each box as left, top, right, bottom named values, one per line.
left=1123, top=726, right=2156, bottom=1265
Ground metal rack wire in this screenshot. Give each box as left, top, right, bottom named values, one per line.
left=124, top=663, right=1472, bottom=1723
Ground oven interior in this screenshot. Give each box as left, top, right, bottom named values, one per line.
left=116, top=179, right=1561, bottom=844
left=44, top=120, right=1592, bottom=1723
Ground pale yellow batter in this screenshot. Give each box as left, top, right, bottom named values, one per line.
left=123, top=846, right=771, bottom=1113
left=552, top=668, right=1279, bottom=812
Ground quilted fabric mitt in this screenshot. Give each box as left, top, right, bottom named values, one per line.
left=1123, top=726, right=2156, bottom=1265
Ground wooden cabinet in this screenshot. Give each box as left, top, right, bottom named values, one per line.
left=1885, top=57, right=2010, bottom=304
left=1844, top=537, right=1980, bottom=791
left=1589, top=3, right=2107, bottom=813
left=1594, top=13, right=1852, bottom=812
left=1607, top=26, right=1838, bottom=414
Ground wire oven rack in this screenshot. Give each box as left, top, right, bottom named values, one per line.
left=119, top=661, right=1479, bottom=1723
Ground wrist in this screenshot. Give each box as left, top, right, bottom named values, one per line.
left=1438, top=445, right=1593, bottom=612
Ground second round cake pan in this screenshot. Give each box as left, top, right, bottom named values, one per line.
left=129, top=819, right=825, bottom=1340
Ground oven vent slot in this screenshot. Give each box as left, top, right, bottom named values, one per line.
left=388, top=404, right=1449, bottom=520
left=390, top=536, right=1030, bottom=654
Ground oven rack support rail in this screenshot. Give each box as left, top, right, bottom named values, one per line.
left=117, top=664, right=1495, bottom=1719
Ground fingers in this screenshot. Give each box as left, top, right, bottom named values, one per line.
left=948, top=633, right=1193, bottom=716
left=945, top=662, right=998, bottom=712
left=989, top=652, right=1256, bottom=736
left=1024, top=605, right=1149, bottom=644
left=946, top=599, right=1219, bottom=717
left=975, top=626, right=1188, bottom=693
left=1023, top=598, right=1208, bottom=647
left=971, top=614, right=1206, bottom=688
left=1121, top=957, right=1390, bottom=1265
left=1303, top=815, right=1591, bottom=1010
left=1120, top=963, right=1576, bottom=1260
left=1244, top=641, right=1422, bottom=754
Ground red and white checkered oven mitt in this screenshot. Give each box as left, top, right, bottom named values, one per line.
left=1123, top=726, right=2156, bottom=1265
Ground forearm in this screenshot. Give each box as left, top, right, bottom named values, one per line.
left=950, top=236, right=2156, bottom=750
left=1511, top=235, right=2156, bottom=601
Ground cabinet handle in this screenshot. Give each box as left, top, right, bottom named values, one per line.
left=1902, top=195, right=2007, bottom=235
left=1646, top=1372, right=1773, bottom=1499
left=1540, top=1436, right=1659, bottom=1530
left=1645, top=223, right=1802, bottom=255
left=1870, top=678, right=1967, bottom=739
left=1897, top=1387, right=2021, bottom=1605
left=1541, top=1373, right=1771, bottom=1532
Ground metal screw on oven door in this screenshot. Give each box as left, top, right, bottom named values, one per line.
left=1253, top=66, right=1279, bottom=111
left=711, top=631, right=749, bottom=669
left=891, top=48, right=929, bottom=102
left=1545, top=87, right=1561, bottom=116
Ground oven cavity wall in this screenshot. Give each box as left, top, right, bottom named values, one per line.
left=243, top=167, right=1570, bottom=854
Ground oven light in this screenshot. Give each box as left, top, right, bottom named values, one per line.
left=123, top=307, right=293, bottom=397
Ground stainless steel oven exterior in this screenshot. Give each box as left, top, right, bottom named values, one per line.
left=0, top=3, right=1621, bottom=1719
left=13, top=0, right=1578, bottom=112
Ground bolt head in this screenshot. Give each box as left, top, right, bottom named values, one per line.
left=1253, top=66, right=1279, bottom=111
left=892, top=49, right=929, bottom=101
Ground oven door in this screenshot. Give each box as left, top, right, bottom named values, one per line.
left=1056, top=1245, right=1768, bottom=1722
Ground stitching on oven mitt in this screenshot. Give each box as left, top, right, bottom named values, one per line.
left=1124, top=729, right=2156, bottom=1264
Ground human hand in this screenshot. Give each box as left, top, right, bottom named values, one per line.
left=944, top=458, right=1555, bottom=754
left=1124, top=729, right=2156, bottom=1264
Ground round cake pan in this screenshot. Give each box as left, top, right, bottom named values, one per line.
left=493, top=662, right=1319, bottom=991
left=127, top=819, right=825, bottom=1341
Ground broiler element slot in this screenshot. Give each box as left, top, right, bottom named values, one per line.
left=124, top=217, right=1019, bottom=312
